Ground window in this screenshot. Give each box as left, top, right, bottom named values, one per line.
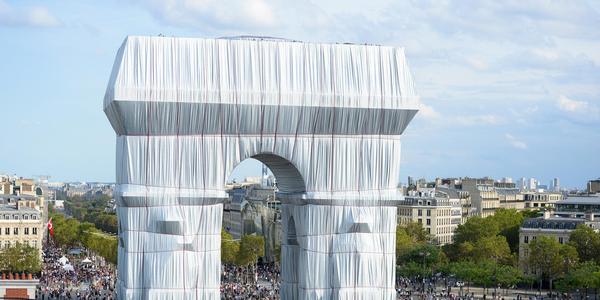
left=32, top=228, right=37, bottom=235
left=524, top=236, right=529, bottom=243
left=32, top=215, right=38, bottom=220
left=13, top=214, right=18, bottom=220
left=23, top=215, right=29, bottom=220
left=426, top=219, right=431, bottom=225
left=32, top=240, right=37, bottom=248
left=418, top=209, right=422, bottom=216
left=418, top=219, right=422, bottom=224
left=24, top=228, right=29, bottom=235
left=559, top=237, right=564, bottom=244
left=426, top=210, right=431, bottom=217
left=5, top=227, right=9, bottom=235
left=13, top=228, right=18, bottom=235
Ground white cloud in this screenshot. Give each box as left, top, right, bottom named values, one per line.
left=0, top=1, right=61, bottom=27
left=555, top=95, right=600, bottom=122
left=243, top=0, right=275, bottom=27
left=418, top=103, right=440, bottom=119
left=557, top=95, right=588, bottom=113
left=454, top=115, right=503, bottom=126
left=133, top=0, right=278, bottom=30
left=505, top=133, right=528, bottom=150
left=464, top=56, right=489, bottom=71
left=27, top=6, right=61, bottom=27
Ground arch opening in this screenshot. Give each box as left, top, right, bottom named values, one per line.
left=227, top=154, right=306, bottom=194
left=250, top=154, right=305, bottom=194
left=223, top=153, right=305, bottom=264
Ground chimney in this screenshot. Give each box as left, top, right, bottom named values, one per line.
left=543, top=210, right=551, bottom=219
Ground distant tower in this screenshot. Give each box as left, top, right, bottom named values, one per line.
left=529, top=178, right=537, bottom=191
left=519, top=177, right=527, bottom=191
left=262, top=164, right=269, bottom=187
left=408, top=176, right=415, bottom=187
left=553, top=178, right=560, bottom=192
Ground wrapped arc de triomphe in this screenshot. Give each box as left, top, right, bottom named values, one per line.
left=103, top=36, right=419, bottom=299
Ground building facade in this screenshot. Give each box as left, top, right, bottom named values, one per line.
left=519, top=212, right=600, bottom=272
left=437, top=186, right=473, bottom=224
left=522, top=191, right=563, bottom=209
left=496, top=186, right=525, bottom=210
left=552, top=178, right=560, bottom=192
left=224, top=182, right=283, bottom=263
left=589, top=179, right=600, bottom=194
left=398, top=190, right=462, bottom=245
left=462, top=178, right=500, bottom=217
left=0, top=198, right=43, bottom=251
left=554, top=196, right=600, bottom=219
left=0, top=177, right=46, bottom=254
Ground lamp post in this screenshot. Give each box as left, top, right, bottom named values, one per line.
left=457, top=281, right=464, bottom=299
left=420, top=251, right=431, bottom=295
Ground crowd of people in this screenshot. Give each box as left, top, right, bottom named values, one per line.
left=36, top=248, right=547, bottom=299
left=221, top=263, right=280, bottom=299
left=395, top=276, right=547, bottom=300
left=38, top=243, right=116, bottom=299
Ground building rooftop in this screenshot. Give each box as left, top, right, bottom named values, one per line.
left=0, top=205, right=39, bottom=213
left=401, top=196, right=458, bottom=207
left=496, top=188, right=520, bottom=196
left=435, top=187, right=469, bottom=199
left=0, top=194, right=37, bottom=201
left=558, top=196, right=600, bottom=205
left=522, top=217, right=584, bottom=230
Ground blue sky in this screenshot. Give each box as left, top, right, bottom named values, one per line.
left=0, top=0, right=599, bottom=189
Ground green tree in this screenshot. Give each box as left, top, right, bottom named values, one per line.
left=471, top=261, right=494, bottom=291
left=569, top=225, right=600, bottom=264
left=273, top=243, right=281, bottom=264
left=50, top=211, right=118, bottom=264
left=0, top=242, right=41, bottom=273
left=528, top=236, right=579, bottom=295
left=221, top=230, right=240, bottom=264
left=398, top=261, right=428, bottom=278
left=396, top=222, right=431, bottom=261
left=454, top=216, right=499, bottom=244
left=495, top=264, right=523, bottom=290
left=449, top=260, right=479, bottom=291
left=236, top=235, right=265, bottom=267
left=521, top=210, right=540, bottom=219
left=235, top=235, right=265, bottom=284
left=54, top=217, right=81, bottom=247
left=489, top=209, right=524, bottom=253
left=396, top=226, right=413, bottom=258
left=472, top=235, right=514, bottom=266
left=404, top=222, right=431, bottom=243
left=457, top=241, right=475, bottom=258
left=556, top=261, right=600, bottom=297
left=450, top=259, right=520, bottom=294
left=399, top=243, right=446, bottom=277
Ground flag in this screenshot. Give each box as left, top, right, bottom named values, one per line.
left=47, top=218, right=54, bottom=237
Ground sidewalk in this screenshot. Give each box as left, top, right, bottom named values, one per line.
left=399, top=285, right=552, bottom=300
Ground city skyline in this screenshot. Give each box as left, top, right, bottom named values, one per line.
left=1, top=0, right=599, bottom=188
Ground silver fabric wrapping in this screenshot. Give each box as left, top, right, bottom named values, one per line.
left=104, top=36, right=419, bottom=299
